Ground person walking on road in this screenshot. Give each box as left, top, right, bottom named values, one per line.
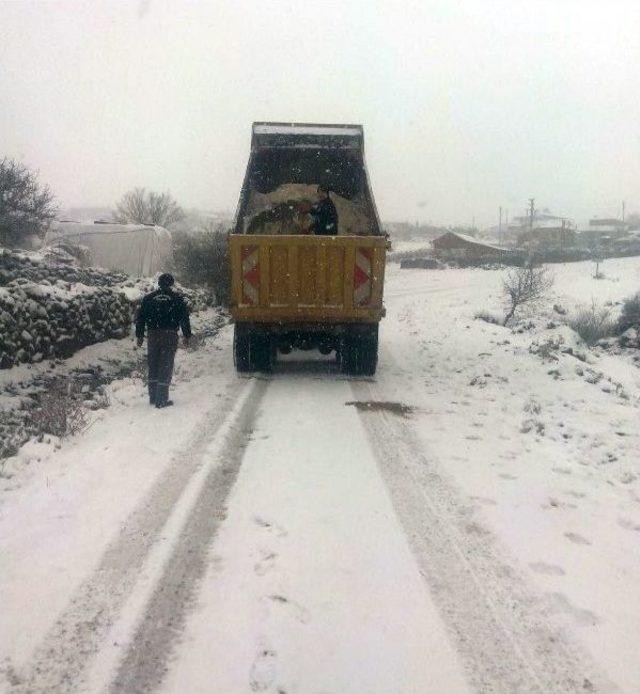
left=135, top=273, right=191, bottom=408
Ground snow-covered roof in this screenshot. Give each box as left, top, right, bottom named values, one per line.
left=253, top=123, right=362, bottom=137
left=50, top=222, right=170, bottom=238
left=589, top=218, right=626, bottom=228
left=441, top=231, right=509, bottom=251
left=44, top=222, right=172, bottom=276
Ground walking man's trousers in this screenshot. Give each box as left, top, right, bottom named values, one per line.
left=147, top=329, right=178, bottom=405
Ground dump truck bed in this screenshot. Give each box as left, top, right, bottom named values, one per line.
left=229, top=122, right=386, bottom=374
left=229, top=233, right=387, bottom=323
left=233, top=122, right=382, bottom=237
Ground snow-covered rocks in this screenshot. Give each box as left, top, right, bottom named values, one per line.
left=0, top=247, right=128, bottom=287
left=0, top=248, right=214, bottom=369
left=0, top=280, right=131, bottom=367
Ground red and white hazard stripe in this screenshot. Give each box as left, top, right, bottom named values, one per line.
left=241, top=245, right=260, bottom=305
left=353, top=247, right=373, bottom=306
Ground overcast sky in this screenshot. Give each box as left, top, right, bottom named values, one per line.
left=1, top=0, right=639, bottom=227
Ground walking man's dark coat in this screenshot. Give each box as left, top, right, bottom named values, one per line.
left=135, top=274, right=191, bottom=408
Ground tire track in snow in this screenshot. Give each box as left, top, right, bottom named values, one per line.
left=352, top=374, right=617, bottom=694
left=107, top=377, right=268, bottom=693
left=9, top=376, right=257, bottom=694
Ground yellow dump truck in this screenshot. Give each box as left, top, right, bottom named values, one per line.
left=229, top=122, right=387, bottom=374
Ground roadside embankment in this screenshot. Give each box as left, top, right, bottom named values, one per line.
left=0, top=248, right=212, bottom=369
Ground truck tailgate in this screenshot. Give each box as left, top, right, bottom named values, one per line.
left=229, top=234, right=387, bottom=323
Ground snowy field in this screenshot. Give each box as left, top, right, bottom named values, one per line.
left=1, top=257, right=639, bottom=692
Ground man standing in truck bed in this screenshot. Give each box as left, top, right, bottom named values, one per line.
left=309, top=184, right=338, bottom=235
left=135, top=273, right=191, bottom=409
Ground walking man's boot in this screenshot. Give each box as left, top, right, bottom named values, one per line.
left=148, top=380, right=157, bottom=406
left=155, top=382, right=173, bottom=409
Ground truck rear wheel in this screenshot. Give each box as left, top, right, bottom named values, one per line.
left=250, top=334, right=273, bottom=372
left=233, top=326, right=252, bottom=372
left=341, top=326, right=378, bottom=376
left=233, top=326, right=274, bottom=373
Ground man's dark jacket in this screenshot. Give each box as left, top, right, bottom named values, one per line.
left=135, top=289, right=192, bottom=339
left=310, top=197, right=338, bottom=235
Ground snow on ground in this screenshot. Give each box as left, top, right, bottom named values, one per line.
left=1, top=257, right=639, bottom=692
left=379, top=257, right=640, bottom=691
left=157, top=376, right=470, bottom=694
left=0, top=311, right=234, bottom=668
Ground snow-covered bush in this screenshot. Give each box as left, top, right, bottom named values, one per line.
left=529, top=335, right=563, bottom=361
left=0, top=158, right=56, bottom=248
left=37, top=381, right=88, bottom=438
left=617, top=292, right=640, bottom=335
left=502, top=265, right=554, bottom=326
left=568, top=302, right=615, bottom=346
left=474, top=310, right=501, bottom=325
left=172, top=228, right=230, bottom=306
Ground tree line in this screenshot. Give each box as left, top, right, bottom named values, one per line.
left=0, top=157, right=230, bottom=305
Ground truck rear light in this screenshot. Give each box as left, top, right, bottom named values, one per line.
left=241, top=245, right=260, bottom=305
left=353, top=247, right=373, bottom=306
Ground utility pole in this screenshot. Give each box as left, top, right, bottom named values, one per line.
left=528, top=198, right=535, bottom=233
left=498, top=206, right=503, bottom=246
left=622, top=200, right=626, bottom=224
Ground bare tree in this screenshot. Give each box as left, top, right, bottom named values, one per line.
left=113, top=188, right=184, bottom=227
left=502, top=264, right=553, bottom=326
left=0, top=158, right=57, bottom=248
left=593, top=249, right=605, bottom=279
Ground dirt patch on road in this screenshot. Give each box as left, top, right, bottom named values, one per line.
left=345, top=400, right=415, bottom=417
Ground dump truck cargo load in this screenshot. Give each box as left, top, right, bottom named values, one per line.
left=229, top=122, right=387, bottom=375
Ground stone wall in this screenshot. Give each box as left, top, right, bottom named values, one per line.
left=0, top=248, right=214, bottom=369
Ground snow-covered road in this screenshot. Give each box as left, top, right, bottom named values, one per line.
left=2, top=258, right=639, bottom=692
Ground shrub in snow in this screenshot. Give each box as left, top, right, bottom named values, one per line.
left=520, top=418, right=545, bottom=435
left=529, top=336, right=563, bottom=361
left=0, top=364, right=127, bottom=464
left=523, top=398, right=542, bottom=415
left=36, top=380, right=88, bottom=438
left=502, top=265, right=554, bottom=326
left=171, top=227, right=230, bottom=306
left=0, top=158, right=56, bottom=248
left=619, top=328, right=639, bottom=349
left=530, top=326, right=590, bottom=363
left=474, top=310, right=501, bottom=325
left=568, top=302, right=615, bottom=346
left=617, top=292, right=640, bottom=336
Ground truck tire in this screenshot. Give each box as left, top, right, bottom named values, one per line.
left=234, top=327, right=273, bottom=373
left=250, top=334, right=273, bottom=372
left=233, top=326, right=252, bottom=372
left=341, top=326, right=378, bottom=376
left=357, top=328, right=378, bottom=376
